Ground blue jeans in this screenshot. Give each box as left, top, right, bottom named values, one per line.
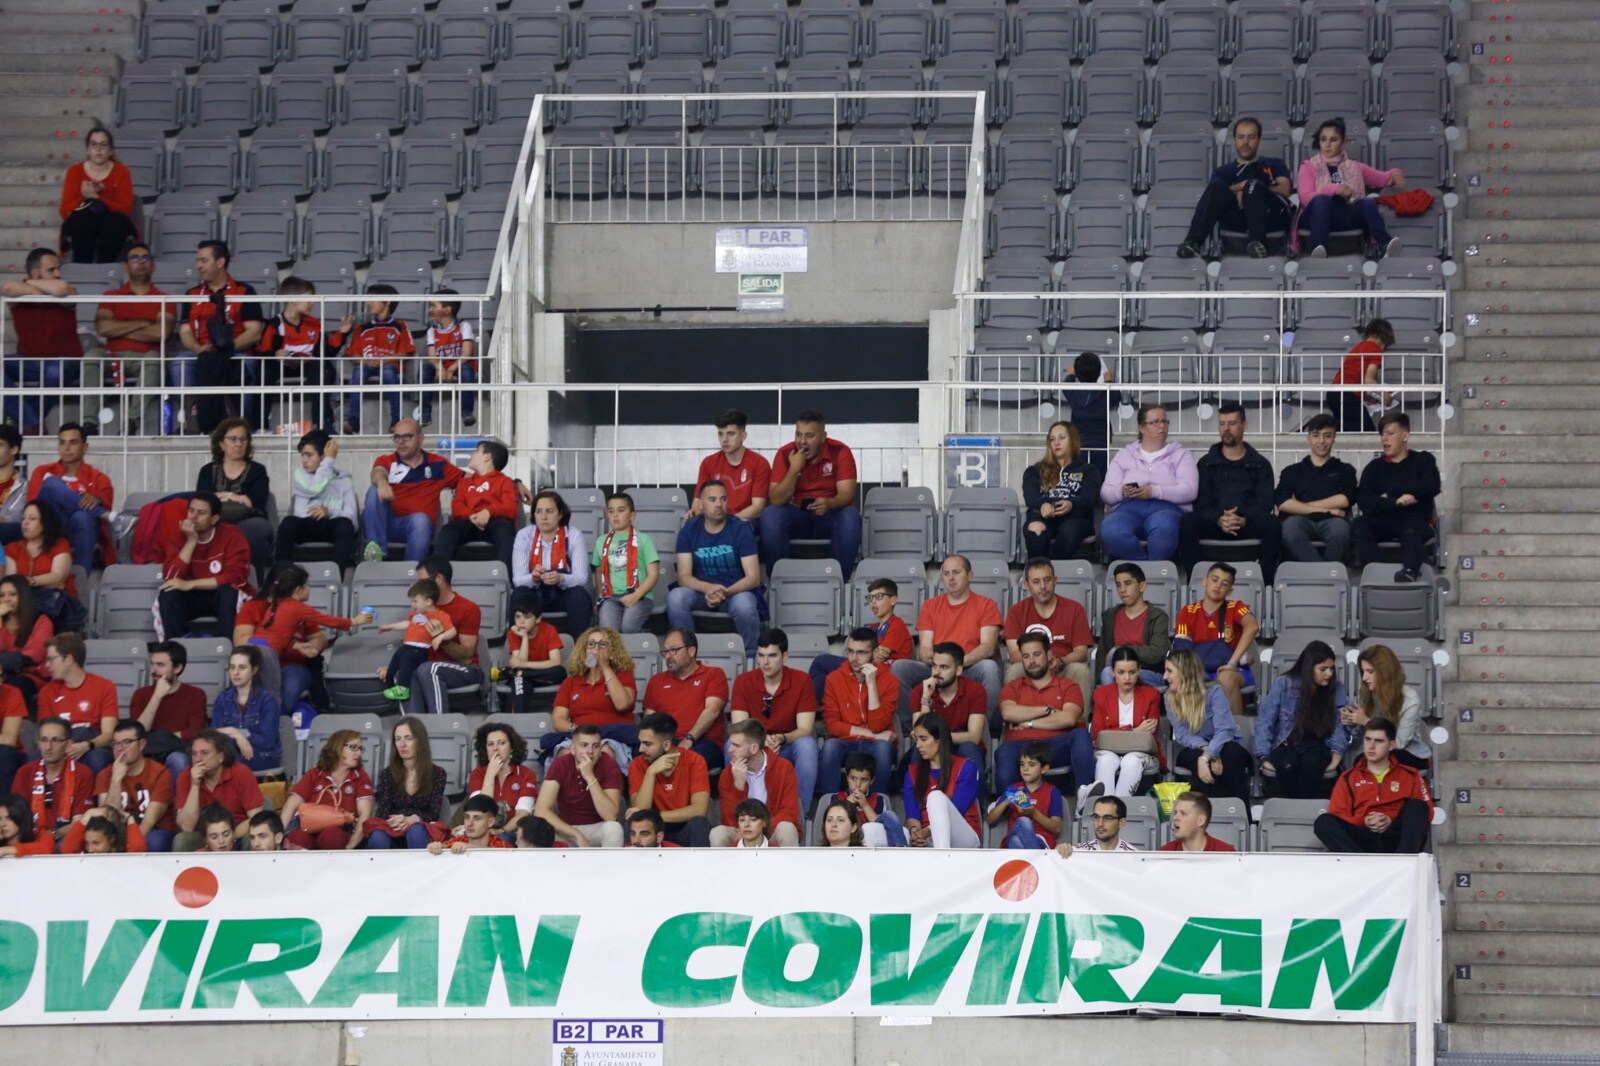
left=421, top=361, right=477, bottom=420
left=367, top=823, right=434, bottom=849
left=819, top=737, right=894, bottom=797
left=759, top=503, right=863, bottom=579
left=165, top=751, right=191, bottom=778
left=996, top=730, right=1094, bottom=799
left=2, top=355, right=79, bottom=431
left=33, top=473, right=106, bottom=573
left=71, top=727, right=114, bottom=775
left=778, top=736, right=819, bottom=810
left=362, top=485, right=436, bottom=561
left=145, top=829, right=177, bottom=852
left=874, top=808, right=908, bottom=847
left=281, top=663, right=312, bottom=713
left=1100, top=499, right=1183, bottom=562
left=666, top=586, right=760, bottom=657
left=1006, top=819, right=1049, bottom=850
left=347, top=363, right=402, bottom=428
left=1302, top=195, right=1390, bottom=251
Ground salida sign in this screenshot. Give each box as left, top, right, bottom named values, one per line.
left=0, top=852, right=1435, bottom=1025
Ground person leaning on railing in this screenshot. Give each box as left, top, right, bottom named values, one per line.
left=1, top=249, right=81, bottom=437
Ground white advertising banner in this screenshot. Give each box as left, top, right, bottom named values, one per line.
left=0, top=850, right=1438, bottom=1026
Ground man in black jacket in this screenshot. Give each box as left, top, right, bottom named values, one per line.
left=1179, top=403, right=1281, bottom=582
left=1354, top=413, right=1440, bottom=582
left=1275, top=413, right=1360, bottom=563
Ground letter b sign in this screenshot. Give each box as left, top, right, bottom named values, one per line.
left=945, top=436, right=1001, bottom=489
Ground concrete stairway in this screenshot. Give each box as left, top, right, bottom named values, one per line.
left=0, top=0, right=135, bottom=275
left=1437, top=0, right=1600, bottom=1058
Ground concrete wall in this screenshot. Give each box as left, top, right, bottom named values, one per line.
left=547, top=222, right=962, bottom=326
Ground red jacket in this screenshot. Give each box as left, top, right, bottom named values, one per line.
left=822, top=663, right=898, bottom=738
left=451, top=470, right=519, bottom=522
left=718, top=751, right=801, bottom=829
left=162, top=523, right=254, bottom=594
left=1328, top=759, right=1434, bottom=827
left=1089, top=683, right=1167, bottom=770
left=27, top=462, right=116, bottom=563
left=249, top=598, right=358, bottom=656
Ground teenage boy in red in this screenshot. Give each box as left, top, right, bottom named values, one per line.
left=342, top=283, right=414, bottom=433
left=431, top=440, right=518, bottom=569
left=643, top=627, right=729, bottom=771
left=429, top=794, right=512, bottom=853
left=422, top=290, right=479, bottom=428
left=690, top=408, right=771, bottom=521
left=362, top=421, right=463, bottom=563
left=627, top=713, right=712, bottom=847
left=129, top=642, right=210, bottom=773
left=37, top=633, right=119, bottom=774
left=988, top=741, right=1064, bottom=850
left=14, top=717, right=94, bottom=839
left=94, top=242, right=168, bottom=389
left=157, top=492, right=253, bottom=640
left=819, top=627, right=899, bottom=797
left=26, top=421, right=116, bottom=574
left=730, top=627, right=819, bottom=809
left=1172, top=560, right=1259, bottom=718
left=1314, top=717, right=1433, bottom=854
left=504, top=591, right=565, bottom=713
left=760, top=407, right=862, bottom=577
left=1160, top=791, right=1237, bottom=852
left=252, top=275, right=349, bottom=431
left=807, top=576, right=913, bottom=704
left=712, top=718, right=801, bottom=847
left=535, top=723, right=624, bottom=848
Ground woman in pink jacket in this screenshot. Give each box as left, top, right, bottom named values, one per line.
left=1098, top=403, right=1198, bottom=562
left=1294, top=117, right=1406, bottom=259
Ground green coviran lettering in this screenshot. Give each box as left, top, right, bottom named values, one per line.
left=312, top=916, right=439, bottom=1009
left=1268, top=919, right=1407, bottom=1011
left=1136, top=918, right=1264, bottom=1007
left=140, top=921, right=207, bottom=1011
left=1019, top=913, right=1145, bottom=1005
left=869, top=914, right=982, bottom=1006
left=641, top=912, right=753, bottom=1008
left=44, top=920, right=160, bottom=1013
left=192, top=918, right=323, bottom=1010
left=743, top=913, right=861, bottom=1008
left=964, top=913, right=1030, bottom=1006
left=0, top=921, right=39, bottom=1011
left=443, top=915, right=579, bottom=1008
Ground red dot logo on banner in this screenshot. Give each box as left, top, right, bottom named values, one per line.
left=174, top=867, right=219, bottom=909
left=993, top=859, right=1039, bottom=902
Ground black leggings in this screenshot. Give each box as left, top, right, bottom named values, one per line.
left=60, top=208, right=136, bottom=263
left=1024, top=515, right=1095, bottom=560
left=1176, top=742, right=1253, bottom=804
left=1266, top=736, right=1336, bottom=800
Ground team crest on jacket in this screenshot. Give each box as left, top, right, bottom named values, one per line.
left=823, top=462, right=834, bottom=475
left=209, top=560, right=222, bottom=574
left=1390, top=780, right=1400, bottom=792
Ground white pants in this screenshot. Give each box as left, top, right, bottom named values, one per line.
left=922, top=789, right=980, bottom=849
left=861, top=822, right=889, bottom=848
left=710, top=822, right=799, bottom=848
left=1094, top=750, right=1159, bottom=798
left=573, top=821, right=624, bottom=848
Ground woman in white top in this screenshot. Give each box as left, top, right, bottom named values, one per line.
left=511, top=490, right=591, bottom=637
left=1089, top=646, right=1165, bottom=797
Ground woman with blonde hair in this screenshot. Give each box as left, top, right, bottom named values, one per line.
left=1345, top=644, right=1430, bottom=769
left=364, top=715, right=448, bottom=848
left=539, top=625, right=638, bottom=761
left=1163, top=649, right=1252, bottom=802
left=1022, top=421, right=1103, bottom=560
left=281, top=729, right=374, bottom=850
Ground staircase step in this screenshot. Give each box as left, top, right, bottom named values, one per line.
left=1458, top=463, right=1600, bottom=489
left=0, top=185, right=67, bottom=208
left=1459, top=486, right=1600, bottom=512
left=1453, top=512, right=1600, bottom=535
left=1457, top=411, right=1600, bottom=435
left=1463, top=264, right=1600, bottom=289
left=0, top=33, right=131, bottom=55
left=0, top=53, right=120, bottom=76
left=0, top=204, right=66, bottom=229
left=1451, top=991, right=1600, bottom=1026
left=1453, top=901, right=1600, bottom=934
left=1448, top=535, right=1600, bottom=558
left=1446, top=710, right=1600, bottom=737
left=1468, top=334, right=1600, bottom=358
left=1458, top=581, right=1600, bottom=606
left=1459, top=193, right=1600, bottom=218
left=1456, top=152, right=1600, bottom=177
left=1453, top=789, right=1600, bottom=819
left=1451, top=871, right=1600, bottom=905
left=1448, top=931, right=1600, bottom=969
left=1457, top=360, right=1600, bottom=383
left=1451, top=607, right=1600, bottom=638
left=1466, top=20, right=1600, bottom=43
left=1468, top=62, right=1600, bottom=88
left=1452, top=734, right=1600, bottom=760
left=1455, top=966, right=1600, bottom=998
left=1453, top=633, right=1600, bottom=660
left=0, top=225, right=67, bottom=251
left=0, top=71, right=116, bottom=97
left=0, top=12, right=137, bottom=35
left=1443, top=1022, right=1600, bottom=1057
left=1469, top=40, right=1600, bottom=63
left=1453, top=814, right=1599, bottom=845
left=1461, top=84, right=1600, bottom=110
left=2, top=95, right=114, bottom=121
left=1448, top=683, right=1600, bottom=710
left=1465, top=244, right=1600, bottom=269
left=1450, top=556, right=1600, bottom=582
left=0, top=115, right=124, bottom=138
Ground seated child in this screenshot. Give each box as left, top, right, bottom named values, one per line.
left=376, top=579, right=458, bottom=701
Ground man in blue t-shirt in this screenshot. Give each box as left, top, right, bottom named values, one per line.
left=1177, top=117, right=1292, bottom=260
left=669, top=479, right=763, bottom=656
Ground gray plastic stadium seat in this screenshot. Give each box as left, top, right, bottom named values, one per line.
left=1197, top=796, right=1252, bottom=852
left=994, top=125, right=1064, bottom=190
left=848, top=558, right=926, bottom=629
left=212, top=2, right=281, bottom=68
left=83, top=639, right=148, bottom=711
left=359, top=0, right=431, bottom=63
left=1301, top=52, right=1372, bottom=126
left=651, top=0, right=716, bottom=61
left=1056, top=259, right=1129, bottom=333
left=396, top=127, right=467, bottom=195
left=574, top=0, right=645, bottom=62
left=139, top=8, right=209, bottom=66
left=325, top=634, right=405, bottom=712
left=949, top=555, right=1013, bottom=613
left=1010, top=0, right=1077, bottom=58
left=1375, top=52, right=1452, bottom=124
left=1157, top=0, right=1230, bottom=60
left=1293, top=259, right=1365, bottom=335
left=438, top=261, right=496, bottom=333
left=771, top=128, right=839, bottom=198
left=1076, top=795, right=1161, bottom=851
left=452, top=189, right=506, bottom=260
left=1232, top=0, right=1302, bottom=60
left=111, top=128, right=167, bottom=197
left=561, top=57, right=632, bottom=128
left=927, top=55, right=1001, bottom=128
left=117, top=62, right=189, bottom=130
left=227, top=190, right=299, bottom=263
left=189, top=67, right=261, bottom=131
left=941, top=0, right=1007, bottom=59
left=433, top=0, right=501, bottom=64
left=1136, top=260, right=1210, bottom=332
left=980, top=257, right=1053, bottom=332
left=1260, top=629, right=1346, bottom=692
left=301, top=192, right=374, bottom=262
left=1302, top=0, right=1378, bottom=58
left=866, top=0, right=935, bottom=60
left=1228, top=54, right=1299, bottom=126
left=1064, top=192, right=1134, bottom=258
left=1048, top=559, right=1099, bottom=628
left=487, top=58, right=558, bottom=127
left=285, top=0, right=355, bottom=64
left=780, top=633, right=830, bottom=678
left=705, top=57, right=778, bottom=129
left=1140, top=193, right=1203, bottom=258
left=620, top=632, right=661, bottom=700
left=1006, top=54, right=1072, bottom=125
left=420, top=713, right=473, bottom=795
left=378, top=191, right=450, bottom=262
left=1123, top=334, right=1203, bottom=409
left=1071, top=119, right=1141, bottom=192
left=265, top=64, right=339, bottom=130
left=322, top=125, right=393, bottom=194
left=1149, top=55, right=1225, bottom=126
left=1143, top=125, right=1215, bottom=197
left=987, top=183, right=1059, bottom=259
left=720, top=0, right=786, bottom=62
left=782, top=56, right=853, bottom=128
left=854, top=60, right=923, bottom=127
left=342, top=60, right=413, bottom=129
left=447, top=562, right=511, bottom=646
left=769, top=558, right=845, bottom=635
left=788, top=0, right=862, bottom=62
left=1371, top=260, right=1446, bottom=359
left=1385, top=0, right=1455, bottom=58
left=302, top=714, right=388, bottom=778
left=171, top=130, right=241, bottom=196
left=147, top=195, right=221, bottom=258
left=1357, top=636, right=1441, bottom=720
left=1104, top=559, right=1181, bottom=625
left=174, top=637, right=233, bottom=698
left=472, top=128, right=523, bottom=192
left=945, top=487, right=1021, bottom=562
left=1258, top=798, right=1328, bottom=852
left=636, top=59, right=707, bottom=128
left=861, top=486, right=937, bottom=560
left=1275, top=562, right=1352, bottom=640
left=691, top=633, right=746, bottom=688
left=413, top=63, right=484, bottom=129
left=243, top=128, right=317, bottom=194
left=1213, top=260, right=1288, bottom=332
left=1082, top=1, right=1155, bottom=60
left=698, top=128, right=767, bottom=197
left=564, top=488, right=610, bottom=542
left=93, top=565, right=164, bottom=641
left=362, top=260, right=432, bottom=326
left=618, top=488, right=688, bottom=561
left=1377, top=117, right=1451, bottom=191
left=849, top=126, right=918, bottom=196
left=1077, top=54, right=1146, bottom=127
left=1358, top=565, right=1441, bottom=641
left=502, top=0, right=571, bottom=64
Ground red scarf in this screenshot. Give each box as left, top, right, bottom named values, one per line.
left=596, top=527, right=639, bottom=598
left=31, top=759, right=73, bottom=832
left=530, top=527, right=570, bottom=574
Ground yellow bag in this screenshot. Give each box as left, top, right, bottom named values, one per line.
left=257, top=777, right=289, bottom=813
left=1153, top=781, right=1190, bottom=819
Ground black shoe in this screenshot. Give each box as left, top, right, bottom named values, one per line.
left=1176, top=241, right=1201, bottom=259
left=1246, top=240, right=1269, bottom=258
left=1394, top=567, right=1420, bottom=583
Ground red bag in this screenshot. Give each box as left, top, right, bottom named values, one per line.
left=1377, top=189, right=1435, bottom=217
left=298, top=804, right=355, bottom=833
left=130, top=493, right=195, bottom=564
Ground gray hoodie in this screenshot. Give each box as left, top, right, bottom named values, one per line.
left=291, top=457, right=358, bottom=520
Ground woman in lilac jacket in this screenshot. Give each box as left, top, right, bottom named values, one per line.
left=1098, top=403, right=1198, bottom=563
left=1294, top=117, right=1406, bottom=259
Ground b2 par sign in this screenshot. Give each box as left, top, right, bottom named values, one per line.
left=0, top=851, right=1437, bottom=1027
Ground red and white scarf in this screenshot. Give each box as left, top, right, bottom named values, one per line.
left=530, top=526, right=570, bottom=574
left=595, top=527, right=639, bottom=598
left=30, top=759, right=74, bottom=832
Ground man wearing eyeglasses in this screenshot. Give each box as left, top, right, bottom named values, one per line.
left=1099, top=403, right=1198, bottom=564
left=95, top=719, right=176, bottom=852
left=1055, top=795, right=1140, bottom=854
left=94, top=242, right=169, bottom=393
left=362, top=419, right=463, bottom=563
left=642, top=627, right=729, bottom=772
left=729, top=627, right=819, bottom=809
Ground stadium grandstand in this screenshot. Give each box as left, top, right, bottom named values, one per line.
left=0, top=0, right=1594, bottom=1060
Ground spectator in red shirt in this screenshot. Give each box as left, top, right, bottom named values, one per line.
left=1004, top=557, right=1094, bottom=700
left=808, top=576, right=914, bottom=702
left=997, top=631, right=1095, bottom=817
left=12, top=716, right=94, bottom=841
left=645, top=627, right=729, bottom=771
left=1315, top=717, right=1433, bottom=854
left=541, top=626, right=637, bottom=762
left=396, top=557, right=484, bottom=717
left=690, top=409, right=771, bottom=522
left=504, top=591, right=566, bottom=713
left=5, top=501, right=83, bottom=635
left=129, top=640, right=210, bottom=778
left=893, top=555, right=1003, bottom=728
left=2, top=248, right=82, bottom=434
left=362, top=422, right=464, bottom=564
left=172, top=730, right=265, bottom=851
left=911, top=642, right=987, bottom=768
left=282, top=729, right=375, bottom=851
left=0, top=681, right=26, bottom=791
left=0, top=792, right=56, bottom=857
left=176, top=239, right=265, bottom=434
left=158, top=493, right=253, bottom=640
left=1326, top=318, right=1395, bottom=433
left=0, top=574, right=53, bottom=706
left=712, top=718, right=801, bottom=847
left=38, top=633, right=118, bottom=774
left=1160, top=791, right=1237, bottom=853
left=248, top=275, right=349, bottom=431
left=534, top=723, right=624, bottom=848
left=759, top=408, right=862, bottom=578
left=430, top=794, right=513, bottom=853
left=25, top=422, right=114, bottom=575
left=819, top=627, right=899, bottom=798
left=1171, top=561, right=1260, bottom=720
left=95, top=719, right=177, bottom=852
left=342, top=285, right=415, bottom=433
left=58, top=128, right=136, bottom=263
left=244, top=564, right=373, bottom=713
left=421, top=291, right=479, bottom=428
left=987, top=741, right=1065, bottom=850
left=730, top=627, right=819, bottom=810
left=627, top=713, right=712, bottom=847
left=467, top=721, right=540, bottom=836
left=431, top=440, right=520, bottom=570
left=93, top=242, right=169, bottom=390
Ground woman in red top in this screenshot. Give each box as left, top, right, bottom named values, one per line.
left=0, top=575, right=53, bottom=705
left=0, top=793, right=56, bottom=857
left=58, top=127, right=137, bottom=264
left=1326, top=318, right=1395, bottom=433
left=1090, top=646, right=1166, bottom=799
left=543, top=626, right=638, bottom=760
left=5, top=501, right=81, bottom=614
left=282, top=729, right=375, bottom=850
left=467, top=722, right=540, bottom=835
left=241, top=564, right=373, bottom=713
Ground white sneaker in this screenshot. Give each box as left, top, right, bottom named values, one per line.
left=1076, top=781, right=1106, bottom=818
left=109, top=512, right=135, bottom=543
left=1309, top=244, right=1327, bottom=259
left=1384, top=236, right=1402, bottom=259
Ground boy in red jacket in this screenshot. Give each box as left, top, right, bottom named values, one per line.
left=431, top=440, right=519, bottom=570
left=1315, top=717, right=1433, bottom=853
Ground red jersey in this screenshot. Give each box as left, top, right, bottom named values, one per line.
left=27, top=462, right=114, bottom=512
left=643, top=662, right=730, bottom=745
left=1333, top=339, right=1384, bottom=386
left=1002, top=780, right=1064, bottom=849
left=176, top=763, right=265, bottom=823
left=13, top=303, right=81, bottom=359
left=128, top=682, right=209, bottom=741
left=401, top=607, right=454, bottom=646
left=507, top=622, right=563, bottom=665
left=729, top=666, right=816, bottom=736
left=2, top=684, right=28, bottom=754
left=98, top=283, right=170, bottom=355
left=1004, top=596, right=1093, bottom=659
left=5, top=537, right=78, bottom=601
left=426, top=318, right=476, bottom=369
left=916, top=593, right=1003, bottom=653
left=432, top=592, right=481, bottom=665
left=773, top=437, right=858, bottom=501
left=628, top=747, right=711, bottom=813
left=38, top=673, right=119, bottom=731
left=919, top=676, right=988, bottom=743
left=998, top=675, right=1085, bottom=744
left=15, top=758, right=94, bottom=831
left=451, top=470, right=518, bottom=521
left=545, top=749, right=623, bottom=826
left=554, top=670, right=637, bottom=728
left=261, top=311, right=345, bottom=361
left=161, top=522, right=254, bottom=594
left=345, top=317, right=415, bottom=364
left=183, top=277, right=263, bottom=344
left=1173, top=600, right=1252, bottom=650
left=1328, top=760, right=1434, bottom=826
left=1160, top=834, right=1237, bottom=852
left=291, top=766, right=375, bottom=814
left=372, top=451, right=463, bottom=520
left=871, top=614, right=915, bottom=661
left=95, top=759, right=177, bottom=832
left=696, top=450, right=772, bottom=515
left=468, top=763, right=541, bottom=809
left=719, top=750, right=801, bottom=828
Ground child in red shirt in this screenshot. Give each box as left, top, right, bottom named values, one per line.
left=422, top=290, right=479, bottom=427
left=504, top=592, right=565, bottom=714
left=376, top=579, right=457, bottom=701
left=341, top=285, right=415, bottom=433
left=255, top=275, right=350, bottom=430
left=986, top=741, right=1065, bottom=849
